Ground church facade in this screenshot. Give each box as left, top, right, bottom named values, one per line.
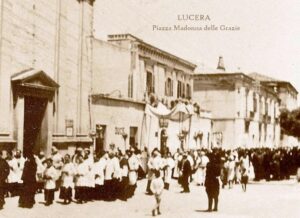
left=0, top=0, right=95, bottom=155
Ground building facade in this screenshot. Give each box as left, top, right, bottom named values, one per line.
left=193, top=73, right=281, bottom=149
left=91, top=34, right=212, bottom=153
left=249, top=73, right=299, bottom=146
left=0, top=0, right=95, bottom=155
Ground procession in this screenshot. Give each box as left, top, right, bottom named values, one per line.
left=1, top=144, right=300, bottom=215
left=0, top=0, right=299, bottom=217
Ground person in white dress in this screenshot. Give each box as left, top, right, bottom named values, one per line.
left=146, top=150, right=155, bottom=194
left=43, top=158, right=57, bottom=206
left=7, top=152, right=19, bottom=197
left=195, top=151, right=209, bottom=186
left=226, top=156, right=236, bottom=189
left=163, top=152, right=175, bottom=190
left=59, top=154, right=76, bottom=204
left=150, top=170, right=164, bottom=216
left=93, top=151, right=107, bottom=200
left=51, top=146, right=63, bottom=191
left=74, top=154, right=89, bottom=203
left=83, top=148, right=95, bottom=201
left=104, top=152, right=120, bottom=201
left=128, top=150, right=139, bottom=198
left=14, top=150, right=25, bottom=196
left=173, top=149, right=181, bottom=179
left=35, top=151, right=46, bottom=193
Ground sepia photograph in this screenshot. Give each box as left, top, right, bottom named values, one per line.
left=0, top=0, right=300, bottom=217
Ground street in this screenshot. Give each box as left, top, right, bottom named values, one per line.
left=1, top=178, right=300, bottom=218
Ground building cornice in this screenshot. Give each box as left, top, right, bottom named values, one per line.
left=108, top=33, right=197, bottom=71
left=91, top=94, right=146, bottom=106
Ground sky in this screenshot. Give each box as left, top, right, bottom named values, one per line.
left=93, top=0, right=300, bottom=104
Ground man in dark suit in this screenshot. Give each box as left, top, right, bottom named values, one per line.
left=181, top=153, right=192, bottom=193
left=0, top=150, right=10, bottom=210
left=205, top=153, right=221, bottom=212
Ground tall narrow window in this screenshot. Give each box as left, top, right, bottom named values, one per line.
left=265, top=102, right=268, bottom=115
left=128, top=74, right=133, bottom=98
left=253, top=94, right=257, bottom=112
left=165, top=78, right=173, bottom=96
left=177, top=81, right=182, bottom=98
left=146, top=71, right=154, bottom=95
left=186, top=84, right=191, bottom=99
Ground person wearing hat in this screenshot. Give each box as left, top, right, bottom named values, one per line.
left=43, top=158, right=57, bottom=206
left=180, top=153, right=192, bottom=193
left=0, top=150, right=9, bottom=210
left=205, top=153, right=221, bottom=212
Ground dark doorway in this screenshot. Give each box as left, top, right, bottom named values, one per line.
left=23, top=96, right=47, bottom=157
left=95, top=124, right=106, bottom=154
left=160, top=129, right=168, bottom=155
left=129, top=127, right=138, bottom=147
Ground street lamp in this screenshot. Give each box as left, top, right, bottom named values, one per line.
left=178, top=128, right=189, bottom=151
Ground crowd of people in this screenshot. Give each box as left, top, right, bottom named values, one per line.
left=0, top=144, right=147, bottom=210
left=1, top=144, right=300, bottom=215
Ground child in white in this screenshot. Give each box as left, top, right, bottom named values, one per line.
left=150, top=170, right=164, bottom=216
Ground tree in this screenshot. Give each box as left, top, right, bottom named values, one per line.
left=280, top=108, right=300, bottom=138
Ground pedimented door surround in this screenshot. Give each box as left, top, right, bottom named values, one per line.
left=11, top=69, right=59, bottom=156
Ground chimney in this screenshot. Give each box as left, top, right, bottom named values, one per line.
left=217, top=56, right=225, bottom=71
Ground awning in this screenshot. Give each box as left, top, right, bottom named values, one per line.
left=145, top=102, right=194, bottom=121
